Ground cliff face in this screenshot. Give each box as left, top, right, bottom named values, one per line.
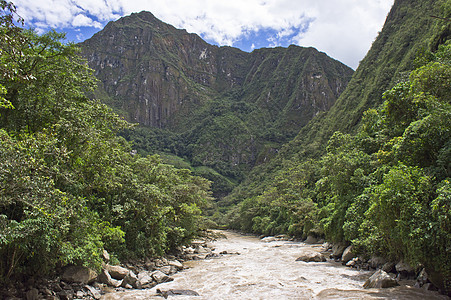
left=81, top=11, right=352, bottom=131
left=80, top=11, right=353, bottom=190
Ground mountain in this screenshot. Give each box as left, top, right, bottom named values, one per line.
left=219, top=0, right=450, bottom=293
left=80, top=11, right=353, bottom=196
left=223, top=0, right=451, bottom=205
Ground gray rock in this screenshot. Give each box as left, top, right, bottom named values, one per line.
left=75, top=290, right=85, bottom=298
left=296, top=252, right=326, bottom=262
left=97, top=269, right=122, bottom=287
left=145, top=258, right=156, bottom=270
left=159, top=265, right=177, bottom=275
left=62, top=266, right=98, bottom=284
left=138, top=271, right=154, bottom=288
left=261, top=236, right=277, bottom=243
left=194, top=245, right=211, bottom=254
left=168, top=260, right=183, bottom=270
left=154, top=258, right=168, bottom=267
left=42, top=288, right=53, bottom=296
left=105, top=264, right=129, bottom=280
left=275, top=234, right=289, bottom=241
left=382, top=262, right=396, bottom=273
left=157, top=289, right=200, bottom=297
left=416, top=268, right=429, bottom=286
left=102, top=249, right=110, bottom=262
left=322, top=242, right=332, bottom=250
left=304, top=235, right=318, bottom=244
left=341, top=245, right=355, bottom=263
left=368, top=256, right=386, bottom=269
left=85, top=285, right=101, bottom=300
left=57, top=289, right=74, bottom=300
left=395, top=261, right=415, bottom=277
left=151, top=270, right=174, bottom=284
left=121, top=271, right=142, bottom=289
left=346, top=258, right=357, bottom=267
left=331, top=244, right=347, bottom=259
left=363, top=269, right=399, bottom=289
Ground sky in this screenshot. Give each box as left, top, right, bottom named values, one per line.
left=14, top=0, right=394, bottom=69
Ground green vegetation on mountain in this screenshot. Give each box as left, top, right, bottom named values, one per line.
left=80, top=13, right=353, bottom=198
left=0, top=1, right=211, bottom=281
left=224, top=0, right=450, bottom=293
left=1, top=0, right=450, bottom=294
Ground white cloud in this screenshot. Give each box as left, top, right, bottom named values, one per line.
left=72, top=14, right=102, bottom=28
left=14, top=0, right=394, bottom=69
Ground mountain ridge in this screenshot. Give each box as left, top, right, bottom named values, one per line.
left=80, top=11, right=353, bottom=196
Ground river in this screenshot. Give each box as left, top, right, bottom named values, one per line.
left=102, top=231, right=448, bottom=299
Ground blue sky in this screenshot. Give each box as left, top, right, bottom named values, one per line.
left=14, top=0, right=394, bottom=69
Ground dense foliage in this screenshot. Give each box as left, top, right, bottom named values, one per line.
left=228, top=40, right=450, bottom=291
left=0, top=1, right=211, bottom=281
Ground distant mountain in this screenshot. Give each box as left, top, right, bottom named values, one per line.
left=80, top=11, right=353, bottom=196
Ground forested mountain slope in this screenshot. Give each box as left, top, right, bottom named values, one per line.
left=224, top=0, right=450, bottom=294
left=80, top=12, right=353, bottom=197
left=224, top=0, right=451, bottom=206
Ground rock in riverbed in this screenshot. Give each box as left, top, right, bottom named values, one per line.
left=296, top=252, right=326, bottom=262
left=363, top=269, right=399, bottom=289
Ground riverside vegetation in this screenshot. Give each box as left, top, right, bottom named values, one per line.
left=0, top=0, right=450, bottom=297
left=0, top=0, right=211, bottom=287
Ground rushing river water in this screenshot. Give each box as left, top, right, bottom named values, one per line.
left=102, top=231, right=448, bottom=300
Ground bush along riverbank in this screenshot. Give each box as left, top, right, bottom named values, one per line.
left=0, top=233, right=221, bottom=299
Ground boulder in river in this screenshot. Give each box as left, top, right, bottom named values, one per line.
left=296, top=252, right=326, bottom=262
left=121, top=271, right=142, bottom=289
left=151, top=270, right=174, bottom=284
left=105, top=264, right=129, bottom=280
left=341, top=245, right=355, bottom=263
left=156, top=288, right=200, bottom=298
left=363, top=269, right=399, bottom=289
left=304, top=235, right=318, bottom=244
left=331, top=243, right=347, bottom=259
left=61, top=266, right=97, bottom=284
left=168, top=260, right=184, bottom=270
left=159, top=265, right=177, bottom=275
left=137, top=271, right=155, bottom=288
left=382, top=262, right=396, bottom=273
left=368, top=256, right=386, bottom=269
left=85, top=285, right=101, bottom=300
left=395, top=261, right=415, bottom=278
left=97, top=269, right=122, bottom=287
left=261, top=236, right=277, bottom=243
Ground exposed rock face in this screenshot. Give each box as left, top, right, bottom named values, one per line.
left=81, top=12, right=352, bottom=131
left=80, top=11, right=353, bottom=180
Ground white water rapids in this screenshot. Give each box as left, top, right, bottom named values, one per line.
left=102, top=231, right=448, bottom=299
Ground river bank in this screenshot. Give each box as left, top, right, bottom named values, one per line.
left=2, top=230, right=448, bottom=299
left=101, top=231, right=449, bottom=299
